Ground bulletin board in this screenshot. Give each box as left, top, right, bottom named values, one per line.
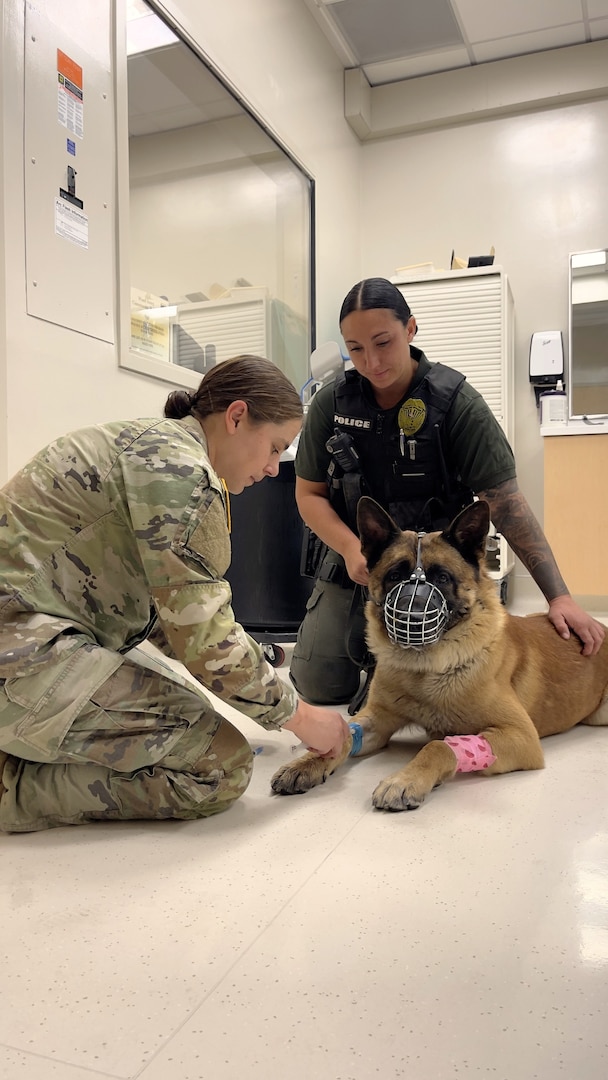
left=23, top=3, right=115, bottom=343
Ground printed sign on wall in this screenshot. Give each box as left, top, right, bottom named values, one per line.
left=25, top=3, right=114, bottom=342
left=57, top=49, right=84, bottom=139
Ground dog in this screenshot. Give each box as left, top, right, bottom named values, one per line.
left=271, top=497, right=608, bottom=810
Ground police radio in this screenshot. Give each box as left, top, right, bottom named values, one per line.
left=326, top=428, right=361, bottom=474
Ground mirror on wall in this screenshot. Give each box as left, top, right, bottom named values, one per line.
left=569, top=248, right=608, bottom=419
left=120, top=0, right=314, bottom=393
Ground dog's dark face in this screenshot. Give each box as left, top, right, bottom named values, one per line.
left=357, top=497, right=492, bottom=646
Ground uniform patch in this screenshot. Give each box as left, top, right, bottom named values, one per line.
left=398, top=399, right=426, bottom=436
left=333, top=414, right=372, bottom=430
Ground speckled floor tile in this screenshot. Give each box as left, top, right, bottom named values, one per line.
left=2, top=646, right=608, bottom=1080
left=133, top=726, right=608, bottom=1080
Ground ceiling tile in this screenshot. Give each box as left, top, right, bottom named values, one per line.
left=472, top=23, right=587, bottom=63
left=454, top=0, right=585, bottom=43
left=327, top=0, right=462, bottom=64
left=305, top=0, right=608, bottom=85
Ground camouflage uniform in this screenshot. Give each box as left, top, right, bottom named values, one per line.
left=0, top=415, right=298, bottom=832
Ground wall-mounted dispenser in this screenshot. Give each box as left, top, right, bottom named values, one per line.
left=539, top=379, right=567, bottom=425
left=529, top=331, right=564, bottom=406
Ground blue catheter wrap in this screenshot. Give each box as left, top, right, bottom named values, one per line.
left=349, top=721, right=363, bottom=756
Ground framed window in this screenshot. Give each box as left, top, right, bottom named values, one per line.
left=115, top=0, right=315, bottom=394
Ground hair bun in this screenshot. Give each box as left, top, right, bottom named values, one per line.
left=163, top=389, right=192, bottom=419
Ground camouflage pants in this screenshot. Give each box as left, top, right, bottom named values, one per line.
left=0, top=648, right=253, bottom=833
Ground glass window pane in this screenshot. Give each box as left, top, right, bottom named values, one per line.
left=122, top=0, right=314, bottom=394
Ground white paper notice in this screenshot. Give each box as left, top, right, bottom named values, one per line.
left=55, top=197, right=89, bottom=249
left=57, top=84, right=84, bottom=138
left=57, top=50, right=84, bottom=138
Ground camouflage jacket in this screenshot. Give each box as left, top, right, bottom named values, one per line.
left=0, top=415, right=298, bottom=730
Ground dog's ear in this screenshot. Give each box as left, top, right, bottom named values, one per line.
left=443, top=500, right=490, bottom=565
left=357, top=497, right=402, bottom=570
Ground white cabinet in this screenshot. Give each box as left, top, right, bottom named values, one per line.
left=391, top=266, right=515, bottom=587
left=172, top=288, right=269, bottom=373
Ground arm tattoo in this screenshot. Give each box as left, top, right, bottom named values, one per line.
left=476, top=478, right=568, bottom=602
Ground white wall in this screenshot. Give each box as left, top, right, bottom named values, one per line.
left=359, top=99, right=608, bottom=603
left=130, top=149, right=282, bottom=302
left=3, top=0, right=608, bottom=603
left=0, top=0, right=361, bottom=480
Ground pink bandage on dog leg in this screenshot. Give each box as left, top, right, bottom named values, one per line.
left=444, top=734, right=497, bottom=772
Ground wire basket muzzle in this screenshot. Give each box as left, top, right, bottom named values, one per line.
left=383, top=579, right=449, bottom=648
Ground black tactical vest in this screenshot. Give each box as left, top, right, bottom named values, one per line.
left=330, top=360, right=475, bottom=531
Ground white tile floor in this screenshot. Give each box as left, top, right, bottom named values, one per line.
left=3, top=635, right=608, bottom=1080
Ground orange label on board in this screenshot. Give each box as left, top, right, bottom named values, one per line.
left=57, top=49, right=83, bottom=93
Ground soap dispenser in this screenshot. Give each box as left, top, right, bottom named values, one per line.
left=540, top=380, right=567, bottom=425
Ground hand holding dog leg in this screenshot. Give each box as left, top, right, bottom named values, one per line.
left=271, top=707, right=390, bottom=795
left=282, top=700, right=350, bottom=756
left=272, top=703, right=352, bottom=795
left=271, top=708, right=391, bottom=795
left=271, top=739, right=352, bottom=795
left=346, top=712, right=393, bottom=756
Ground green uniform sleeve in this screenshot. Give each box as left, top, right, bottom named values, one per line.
left=444, top=383, right=516, bottom=493
left=295, top=382, right=336, bottom=482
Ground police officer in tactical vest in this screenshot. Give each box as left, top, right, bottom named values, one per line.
left=290, top=277, right=604, bottom=709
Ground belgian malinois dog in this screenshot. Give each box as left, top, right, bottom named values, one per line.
left=272, top=498, right=608, bottom=810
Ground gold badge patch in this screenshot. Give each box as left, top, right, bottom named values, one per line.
left=398, top=398, right=426, bottom=436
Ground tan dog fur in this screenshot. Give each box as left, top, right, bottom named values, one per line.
left=272, top=498, right=608, bottom=810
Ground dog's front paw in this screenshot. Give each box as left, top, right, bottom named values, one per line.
left=372, top=774, right=425, bottom=811
left=271, top=752, right=337, bottom=796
